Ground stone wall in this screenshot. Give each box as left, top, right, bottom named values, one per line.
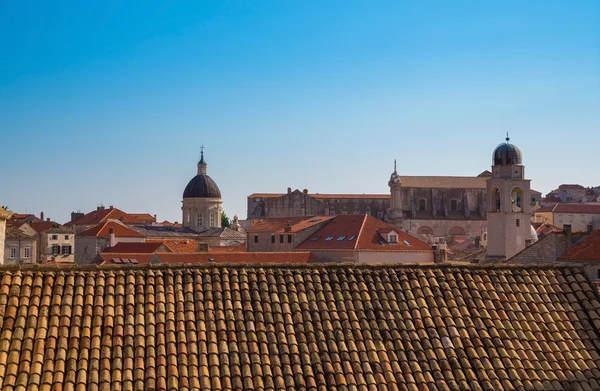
left=0, top=209, right=12, bottom=264
left=402, top=219, right=487, bottom=239
left=508, top=232, right=589, bottom=264
left=75, top=236, right=108, bottom=265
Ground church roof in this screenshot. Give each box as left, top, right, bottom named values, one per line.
left=0, top=263, right=599, bottom=390
left=183, top=174, right=222, bottom=199
left=399, top=176, right=489, bottom=189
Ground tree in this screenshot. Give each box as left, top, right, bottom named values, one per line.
left=221, top=211, right=231, bottom=228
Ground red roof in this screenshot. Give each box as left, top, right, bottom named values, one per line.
left=559, top=184, right=585, bottom=190
left=208, top=243, right=247, bottom=253
left=558, top=230, right=600, bottom=261
left=120, top=213, right=156, bottom=224
left=66, top=207, right=127, bottom=226
left=77, top=220, right=144, bottom=238
left=536, top=204, right=600, bottom=214
left=296, top=215, right=432, bottom=251
left=102, top=242, right=167, bottom=254
left=28, top=221, right=60, bottom=233
left=247, top=216, right=334, bottom=233
left=99, top=252, right=317, bottom=265
left=147, top=239, right=198, bottom=253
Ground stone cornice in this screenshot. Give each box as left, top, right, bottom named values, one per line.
left=0, top=209, right=13, bottom=221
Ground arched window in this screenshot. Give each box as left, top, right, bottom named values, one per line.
left=418, top=226, right=433, bottom=235
left=511, top=188, right=523, bottom=212
left=450, top=199, right=458, bottom=212
left=419, top=199, right=427, bottom=211
left=449, top=226, right=466, bottom=236
left=491, top=188, right=501, bottom=212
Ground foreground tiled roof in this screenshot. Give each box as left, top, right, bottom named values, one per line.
left=558, top=230, right=600, bottom=262
left=0, top=264, right=599, bottom=390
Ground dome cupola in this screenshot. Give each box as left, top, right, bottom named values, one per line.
left=183, top=149, right=222, bottom=199
left=493, top=134, right=522, bottom=166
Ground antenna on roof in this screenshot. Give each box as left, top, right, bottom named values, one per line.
left=506, top=132, right=510, bottom=143
left=394, top=159, right=397, bottom=172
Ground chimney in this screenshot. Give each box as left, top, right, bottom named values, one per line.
left=284, top=221, right=292, bottom=232
left=287, top=187, right=292, bottom=194
left=563, top=224, right=572, bottom=246
left=109, top=205, right=114, bottom=209
left=153, top=214, right=157, bottom=221
left=109, top=228, right=116, bottom=247
left=46, top=218, right=50, bottom=222
left=40, top=211, right=44, bottom=221
left=303, top=189, right=308, bottom=195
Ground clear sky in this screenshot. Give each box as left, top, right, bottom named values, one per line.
left=1, top=1, right=599, bottom=223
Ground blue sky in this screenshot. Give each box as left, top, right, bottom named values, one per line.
left=1, top=1, right=599, bottom=223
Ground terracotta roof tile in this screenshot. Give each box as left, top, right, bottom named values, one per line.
left=65, top=207, right=126, bottom=226
left=146, top=239, right=198, bottom=253
left=102, top=242, right=167, bottom=254
left=248, top=216, right=334, bottom=233
left=296, top=214, right=431, bottom=251
left=558, top=231, right=600, bottom=261
left=0, top=264, right=597, bottom=389
left=76, top=220, right=144, bottom=238
left=537, top=204, right=600, bottom=214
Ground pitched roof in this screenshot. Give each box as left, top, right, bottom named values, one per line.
left=558, top=230, right=600, bottom=261
left=102, top=242, right=167, bottom=254
left=65, top=207, right=126, bottom=226
left=536, top=204, right=600, bottom=214
left=247, top=216, right=334, bottom=233
left=129, top=225, right=200, bottom=238
left=399, top=175, right=489, bottom=189
left=296, top=214, right=432, bottom=251
left=120, top=213, right=157, bottom=224
left=4, top=226, right=36, bottom=240
left=0, top=264, right=599, bottom=390
left=248, top=193, right=390, bottom=200
left=27, top=221, right=60, bottom=233
left=77, top=220, right=144, bottom=238
left=146, top=239, right=198, bottom=253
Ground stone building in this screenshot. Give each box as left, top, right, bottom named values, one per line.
left=246, top=216, right=334, bottom=252
left=248, top=189, right=389, bottom=220
left=534, top=203, right=600, bottom=232
left=75, top=220, right=145, bottom=264
left=486, top=136, right=533, bottom=260
left=182, top=149, right=223, bottom=231
left=0, top=208, right=13, bottom=263
left=3, top=226, right=37, bottom=265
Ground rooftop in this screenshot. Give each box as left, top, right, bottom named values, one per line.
left=247, top=215, right=334, bottom=233
left=558, top=230, right=600, bottom=262
left=77, top=220, right=144, bottom=238
left=0, top=263, right=598, bottom=390
left=536, top=204, right=600, bottom=214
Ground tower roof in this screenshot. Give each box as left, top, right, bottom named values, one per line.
left=493, top=134, right=522, bottom=165
left=183, top=148, right=222, bottom=199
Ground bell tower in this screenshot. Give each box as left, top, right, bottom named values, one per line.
left=387, top=159, right=404, bottom=227
left=486, top=135, right=532, bottom=259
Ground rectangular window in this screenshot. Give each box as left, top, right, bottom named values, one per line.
left=197, top=214, right=203, bottom=227
left=389, top=235, right=398, bottom=243
left=353, top=199, right=359, bottom=203
left=64, top=235, right=69, bottom=240
left=84, top=246, right=88, bottom=255
left=271, top=235, right=275, bottom=244
left=24, top=247, right=31, bottom=258
left=597, top=269, right=600, bottom=280
left=287, top=235, right=292, bottom=243
left=279, top=235, right=284, bottom=243
left=516, top=219, right=520, bottom=227
left=62, top=246, right=72, bottom=255
left=51, top=235, right=58, bottom=240
left=210, top=213, right=215, bottom=226
left=378, top=211, right=384, bottom=219
left=254, top=235, right=258, bottom=244
left=9, top=248, right=17, bottom=259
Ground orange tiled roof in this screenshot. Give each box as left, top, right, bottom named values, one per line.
left=120, top=213, right=157, bottom=224
left=558, top=230, right=600, bottom=261
left=0, top=264, right=599, bottom=389
left=102, top=242, right=166, bottom=254
left=536, top=204, right=600, bottom=214
left=27, top=221, right=59, bottom=233
left=247, top=216, right=334, bottom=233
left=296, top=214, right=432, bottom=251
left=147, top=238, right=198, bottom=253
left=76, top=220, right=144, bottom=238
left=208, top=243, right=247, bottom=253
left=65, top=207, right=126, bottom=226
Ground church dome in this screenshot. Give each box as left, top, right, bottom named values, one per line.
left=183, top=175, right=221, bottom=199
left=493, top=135, right=522, bottom=166
left=183, top=150, right=222, bottom=199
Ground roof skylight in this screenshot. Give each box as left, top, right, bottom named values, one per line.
left=348, top=236, right=356, bottom=241
left=325, top=236, right=334, bottom=242
left=310, top=236, right=321, bottom=242
left=337, top=236, right=346, bottom=241
left=403, top=240, right=411, bottom=246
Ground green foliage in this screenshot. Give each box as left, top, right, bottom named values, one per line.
left=221, top=211, right=231, bottom=228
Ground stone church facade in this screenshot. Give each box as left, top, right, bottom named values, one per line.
left=248, top=169, right=492, bottom=239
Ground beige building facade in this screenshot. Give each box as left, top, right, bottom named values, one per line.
left=533, top=204, right=600, bottom=232
left=4, top=227, right=37, bottom=265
